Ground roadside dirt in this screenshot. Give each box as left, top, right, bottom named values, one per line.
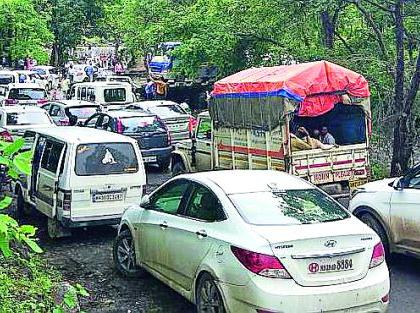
left=20, top=168, right=195, bottom=312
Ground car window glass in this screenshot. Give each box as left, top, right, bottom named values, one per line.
left=150, top=181, right=189, bottom=215
left=230, top=189, right=349, bottom=225
left=184, top=185, right=224, bottom=221
left=50, top=105, right=61, bottom=117
left=85, top=115, right=99, bottom=128
left=42, top=104, right=51, bottom=111
left=99, top=115, right=111, bottom=130
left=81, top=87, right=87, bottom=100
left=40, top=140, right=64, bottom=173
left=196, top=118, right=211, bottom=140
left=408, top=173, right=420, bottom=189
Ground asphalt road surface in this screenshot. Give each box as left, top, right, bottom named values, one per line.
left=35, top=169, right=420, bottom=312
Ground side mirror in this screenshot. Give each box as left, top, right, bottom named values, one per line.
left=392, top=177, right=404, bottom=190
left=141, top=195, right=151, bottom=208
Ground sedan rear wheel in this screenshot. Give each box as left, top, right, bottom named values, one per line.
left=113, top=229, right=144, bottom=278
left=359, top=213, right=390, bottom=256
left=196, top=273, right=225, bottom=313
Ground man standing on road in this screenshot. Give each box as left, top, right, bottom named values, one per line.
left=85, top=62, right=95, bottom=82
left=320, top=126, right=336, bottom=145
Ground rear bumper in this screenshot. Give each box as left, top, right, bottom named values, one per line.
left=219, top=263, right=389, bottom=313
left=61, top=214, right=122, bottom=228
left=141, top=146, right=173, bottom=164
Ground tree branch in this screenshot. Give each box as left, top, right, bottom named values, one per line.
left=362, top=0, right=394, bottom=13
left=335, top=32, right=355, bottom=54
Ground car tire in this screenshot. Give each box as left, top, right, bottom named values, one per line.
left=359, top=213, right=390, bottom=256
left=172, top=161, right=186, bottom=177
left=15, top=187, right=31, bottom=219
left=113, top=229, right=144, bottom=278
left=196, top=273, right=226, bottom=313
left=158, top=159, right=170, bottom=172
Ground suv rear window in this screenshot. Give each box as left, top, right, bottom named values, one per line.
left=104, top=88, right=126, bottom=102
left=229, top=189, right=349, bottom=225
left=65, top=106, right=98, bottom=119
left=75, top=143, right=138, bottom=176
left=119, top=116, right=166, bottom=133
left=8, top=88, right=46, bottom=100
left=7, top=111, right=51, bottom=125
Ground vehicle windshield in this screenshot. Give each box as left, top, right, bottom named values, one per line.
left=8, top=88, right=46, bottom=100
left=229, top=189, right=349, bottom=225
left=7, top=112, right=51, bottom=126
left=65, top=106, right=98, bottom=119
left=0, top=75, right=14, bottom=85
left=119, top=116, right=166, bottom=133
left=34, top=68, right=46, bottom=75
left=104, top=88, right=126, bottom=102
left=147, top=104, right=186, bottom=118
left=75, top=143, right=138, bottom=176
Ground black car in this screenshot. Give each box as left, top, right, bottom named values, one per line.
left=83, top=110, right=172, bottom=170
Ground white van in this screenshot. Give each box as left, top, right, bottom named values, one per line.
left=14, top=127, right=146, bottom=238
left=70, top=82, right=136, bottom=106
left=3, top=83, right=48, bottom=106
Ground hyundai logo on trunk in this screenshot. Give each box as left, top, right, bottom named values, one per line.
left=324, top=240, right=337, bottom=248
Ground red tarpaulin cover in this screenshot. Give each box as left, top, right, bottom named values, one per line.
left=212, top=61, right=370, bottom=117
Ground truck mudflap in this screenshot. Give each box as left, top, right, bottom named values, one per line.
left=290, top=144, right=369, bottom=197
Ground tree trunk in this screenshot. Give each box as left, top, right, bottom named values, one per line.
left=390, top=0, right=407, bottom=176
left=51, top=42, right=59, bottom=67
left=320, top=11, right=335, bottom=49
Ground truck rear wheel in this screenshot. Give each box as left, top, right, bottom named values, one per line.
left=172, top=161, right=186, bottom=177
left=47, top=218, right=71, bottom=239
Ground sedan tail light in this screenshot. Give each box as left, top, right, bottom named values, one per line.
left=4, top=99, right=18, bottom=105
left=231, top=246, right=291, bottom=279
left=369, top=242, right=385, bottom=268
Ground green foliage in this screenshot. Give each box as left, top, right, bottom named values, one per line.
left=371, top=161, right=389, bottom=180
left=0, top=0, right=53, bottom=63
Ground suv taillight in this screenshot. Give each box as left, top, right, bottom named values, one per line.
left=63, top=191, right=72, bottom=211
left=231, top=246, right=291, bottom=279
left=369, top=242, right=385, bottom=268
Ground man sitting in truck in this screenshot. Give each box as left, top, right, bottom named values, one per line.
left=291, top=127, right=334, bottom=151
left=320, top=126, right=336, bottom=145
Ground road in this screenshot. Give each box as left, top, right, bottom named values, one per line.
left=35, top=169, right=420, bottom=312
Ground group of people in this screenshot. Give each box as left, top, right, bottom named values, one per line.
left=291, top=126, right=337, bottom=151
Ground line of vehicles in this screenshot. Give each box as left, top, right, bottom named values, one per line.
left=2, top=60, right=419, bottom=312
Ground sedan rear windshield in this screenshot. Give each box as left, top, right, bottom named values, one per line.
left=65, top=106, right=98, bottom=119
left=7, top=112, right=51, bottom=126
left=104, top=88, right=126, bottom=102
left=118, top=116, right=166, bottom=134
left=8, top=88, right=46, bottom=100
left=0, top=75, right=14, bottom=85
left=229, top=189, right=349, bottom=225
left=75, top=143, right=138, bottom=176
left=148, top=105, right=185, bottom=118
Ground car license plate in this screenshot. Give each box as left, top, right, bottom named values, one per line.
left=308, top=258, right=353, bottom=274
left=93, top=193, right=123, bottom=202
left=349, top=178, right=368, bottom=190
left=143, top=156, right=157, bottom=163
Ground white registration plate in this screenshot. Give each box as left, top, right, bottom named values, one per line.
left=93, top=193, right=123, bottom=202
left=143, top=156, right=157, bottom=163
left=308, top=258, right=354, bottom=274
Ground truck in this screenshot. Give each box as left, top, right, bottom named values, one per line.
left=170, top=61, right=372, bottom=197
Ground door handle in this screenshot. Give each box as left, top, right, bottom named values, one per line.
left=196, top=230, right=207, bottom=238
left=159, top=222, right=168, bottom=230
left=41, top=184, right=53, bottom=192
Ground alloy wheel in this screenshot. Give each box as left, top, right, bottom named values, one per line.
left=197, top=278, right=224, bottom=313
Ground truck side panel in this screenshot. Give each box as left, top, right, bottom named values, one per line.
left=213, top=127, right=286, bottom=171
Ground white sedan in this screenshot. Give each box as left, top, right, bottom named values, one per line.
left=114, top=170, right=390, bottom=313
left=349, top=164, right=420, bottom=258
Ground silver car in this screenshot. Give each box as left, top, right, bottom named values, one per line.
left=127, top=101, right=195, bottom=143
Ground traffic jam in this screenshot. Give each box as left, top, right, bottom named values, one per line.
left=0, top=60, right=418, bottom=313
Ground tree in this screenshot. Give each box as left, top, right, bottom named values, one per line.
left=0, top=0, right=52, bottom=64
